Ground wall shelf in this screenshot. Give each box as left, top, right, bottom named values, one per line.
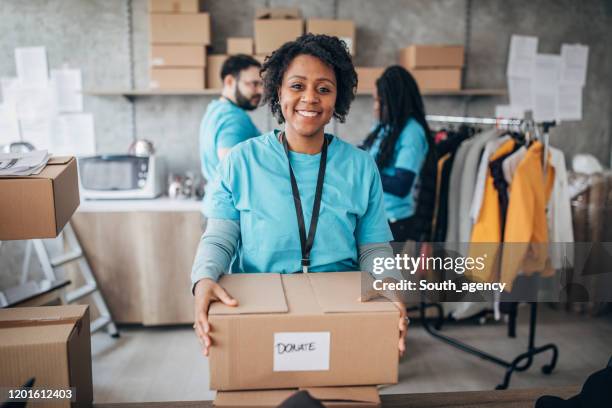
left=83, top=88, right=507, bottom=99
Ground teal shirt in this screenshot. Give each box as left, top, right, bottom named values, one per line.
left=199, top=99, right=260, bottom=184
left=368, top=118, right=428, bottom=220
left=203, top=130, right=393, bottom=273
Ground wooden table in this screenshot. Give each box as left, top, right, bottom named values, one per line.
left=94, top=386, right=579, bottom=407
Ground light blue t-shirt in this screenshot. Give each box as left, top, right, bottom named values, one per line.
left=368, top=118, right=429, bottom=221
left=203, top=130, right=393, bottom=274
left=199, top=99, right=260, bottom=184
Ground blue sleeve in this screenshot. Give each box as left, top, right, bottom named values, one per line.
left=355, top=156, right=394, bottom=245
left=394, top=120, right=428, bottom=173
left=202, top=151, right=240, bottom=220
left=381, top=169, right=416, bottom=197
left=217, top=115, right=254, bottom=149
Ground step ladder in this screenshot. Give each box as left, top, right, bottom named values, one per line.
left=22, top=223, right=119, bottom=337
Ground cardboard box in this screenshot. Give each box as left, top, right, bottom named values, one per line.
left=149, top=13, right=211, bottom=45
left=150, top=67, right=205, bottom=89
left=306, top=19, right=356, bottom=55
left=355, top=67, right=385, bottom=93
left=399, top=45, right=464, bottom=69
left=227, top=37, right=254, bottom=55
left=409, top=68, right=462, bottom=91
left=254, top=54, right=268, bottom=65
left=254, top=8, right=303, bottom=54
left=208, top=272, right=399, bottom=390
left=0, top=157, right=79, bottom=240
left=149, top=0, right=200, bottom=13
left=206, top=54, right=228, bottom=89
left=214, top=386, right=380, bottom=408
left=0, top=305, right=92, bottom=408
left=151, top=45, right=206, bottom=67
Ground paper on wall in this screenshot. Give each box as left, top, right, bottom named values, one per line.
left=532, top=54, right=561, bottom=122
left=51, top=69, right=83, bottom=112
left=15, top=47, right=49, bottom=87
left=506, top=35, right=538, bottom=78
left=51, top=113, right=96, bottom=156
left=19, top=118, right=52, bottom=150
left=273, top=332, right=330, bottom=372
left=533, top=54, right=561, bottom=91
left=557, top=84, right=582, bottom=121
left=1, top=77, right=57, bottom=120
left=0, top=104, right=20, bottom=146
left=508, top=77, right=532, bottom=110
left=560, top=44, right=588, bottom=86
left=495, top=105, right=525, bottom=119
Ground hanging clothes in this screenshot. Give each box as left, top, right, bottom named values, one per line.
left=466, top=138, right=516, bottom=284
left=547, top=147, right=574, bottom=269
left=432, top=127, right=473, bottom=241
left=456, top=129, right=499, bottom=243
left=502, top=145, right=527, bottom=185
left=500, top=141, right=555, bottom=290
left=471, top=135, right=513, bottom=224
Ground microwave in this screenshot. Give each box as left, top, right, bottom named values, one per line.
left=78, top=155, right=166, bottom=200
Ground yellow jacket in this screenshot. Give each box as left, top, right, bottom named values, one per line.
left=467, top=139, right=516, bottom=283
left=500, top=141, right=555, bottom=288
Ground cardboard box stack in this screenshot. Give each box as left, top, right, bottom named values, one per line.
left=148, top=0, right=210, bottom=89
left=254, top=8, right=304, bottom=55
left=355, top=67, right=385, bottom=93
left=209, top=272, right=398, bottom=407
left=0, top=305, right=92, bottom=408
left=398, top=44, right=465, bottom=91
left=206, top=54, right=228, bottom=90
left=306, top=19, right=356, bottom=55
left=227, top=37, right=254, bottom=55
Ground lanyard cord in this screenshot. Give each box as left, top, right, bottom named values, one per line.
left=280, top=132, right=329, bottom=273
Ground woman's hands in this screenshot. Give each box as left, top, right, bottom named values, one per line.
left=361, top=278, right=409, bottom=358
left=193, top=278, right=238, bottom=356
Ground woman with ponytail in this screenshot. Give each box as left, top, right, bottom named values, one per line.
left=361, top=66, right=437, bottom=242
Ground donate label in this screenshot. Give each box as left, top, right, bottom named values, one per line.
left=273, top=332, right=330, bottom=372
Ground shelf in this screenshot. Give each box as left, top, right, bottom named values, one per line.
left=84, top=88, right=507, bottom=98
left=83, top=89, right=223, bottom=96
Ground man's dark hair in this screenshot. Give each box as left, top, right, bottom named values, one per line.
left=220, top=54, right=261, bottom=81
left=261, top=33, right=357, bottom=124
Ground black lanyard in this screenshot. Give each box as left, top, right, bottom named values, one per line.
left=280, top=132, right=329, bottom=273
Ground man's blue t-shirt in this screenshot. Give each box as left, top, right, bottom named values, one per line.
left=203, top=130, right=393, bottom=274
left=368, top=118, right=428, bottom=221
left=199, top=99, right=260, bottom=184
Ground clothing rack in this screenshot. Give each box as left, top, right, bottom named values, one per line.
left=418, top=114, right=558, bottom=390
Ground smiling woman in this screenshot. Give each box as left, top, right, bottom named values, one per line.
left=191, top=33, right=407, bottom=358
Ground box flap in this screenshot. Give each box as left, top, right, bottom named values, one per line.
left=48, top=156, right=73, bottom=165
left=209, top=274, right=288, bottom=315
left=307, top=272, right=398, bottom=313
left=301, top=386, right=380, bottom=403
left=255, top=7, right=301, bottom=19
left=214, top=389, right=295, bottom=407
left=0, top=305, right=88, bottom=346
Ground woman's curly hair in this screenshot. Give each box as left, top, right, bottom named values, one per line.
left=260, top=33, right=358, bottom=124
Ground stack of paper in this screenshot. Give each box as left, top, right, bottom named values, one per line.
left=500, top=35, right=588, bottom=122
left=0, top=150, right=50, bottom=176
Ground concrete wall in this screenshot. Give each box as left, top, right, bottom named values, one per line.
left=1, top=0, right=611, bottom=286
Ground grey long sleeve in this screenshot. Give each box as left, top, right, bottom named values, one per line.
left=359, top=242, right=403, bottom=282
left=191, top=218, right=240, bottom=293
left=191, top=220, right=400, bottom=293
